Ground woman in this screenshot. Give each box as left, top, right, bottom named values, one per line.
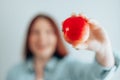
left=7, top=13, right=120, bottom=80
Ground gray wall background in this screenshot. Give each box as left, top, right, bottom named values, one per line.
left=0, top=0, right=120, bottom=80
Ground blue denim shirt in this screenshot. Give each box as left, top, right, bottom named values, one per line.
left=6, top=51, right=120, bottom=80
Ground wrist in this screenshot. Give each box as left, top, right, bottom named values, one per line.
left=95, top=43, right=115, bottom=67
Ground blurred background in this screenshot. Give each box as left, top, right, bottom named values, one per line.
left=0, top=0, right=120, bottom=80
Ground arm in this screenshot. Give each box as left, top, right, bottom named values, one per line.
left=83, top=17, right=118, bottom=80
left=70, top=13, right=120, bottom=80
left=88, top=19, right=115, bottom=68
left=70, top=13, right=115, bottom=68
left=86, top=51, right=120, bottom=80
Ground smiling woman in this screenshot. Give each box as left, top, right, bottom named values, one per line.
left=24, top=14, right=68, bottom=60
left=6, top=14, right=120, bottom=80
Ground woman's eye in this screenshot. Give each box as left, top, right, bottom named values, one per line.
left=31, top=30, right=39, bottom=35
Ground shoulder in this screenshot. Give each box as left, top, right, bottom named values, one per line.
left=9, top=61, right=27, bottom=73
left=6, top=61, right=28, bottom=80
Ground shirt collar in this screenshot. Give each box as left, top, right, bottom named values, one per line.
left=26, top=57, right=60, bottom=72
left=26, top=58, right=34, bottom=72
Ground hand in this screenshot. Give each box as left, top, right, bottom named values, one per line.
left=71, top=13, right=115, bottom=67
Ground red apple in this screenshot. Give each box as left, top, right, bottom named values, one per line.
left=62, top=16, right=90, bottom=47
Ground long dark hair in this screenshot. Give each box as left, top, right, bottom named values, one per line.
left=24, top=14, right=68, bottom=60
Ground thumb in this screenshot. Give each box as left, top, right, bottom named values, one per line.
left=88, top=19, right=101, bottom=30
left=72, top=43, right=88, bottom=50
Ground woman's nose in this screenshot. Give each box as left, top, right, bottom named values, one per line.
left=38, top=32, right=48, bottom=42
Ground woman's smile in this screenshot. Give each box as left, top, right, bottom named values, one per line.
left=36, top=43, right=49, bottom=50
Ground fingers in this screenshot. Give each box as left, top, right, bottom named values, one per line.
left=71, top=13, right=88, bottom=19
left=86, top=18, right=107, bottom=40
left=71, top=12, right=86, bottom=17
left=88, top=19, right=102, bottom=30
left=72, top=43, right=88, bottom=50
left=71, top=12, right=76, bottom=17
left=70, top=13, right=104, bottom=33
left=78, top=13, right=88, bottom=20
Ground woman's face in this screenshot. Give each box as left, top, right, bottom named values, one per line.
left=29, top=18, right=58, bottom=59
